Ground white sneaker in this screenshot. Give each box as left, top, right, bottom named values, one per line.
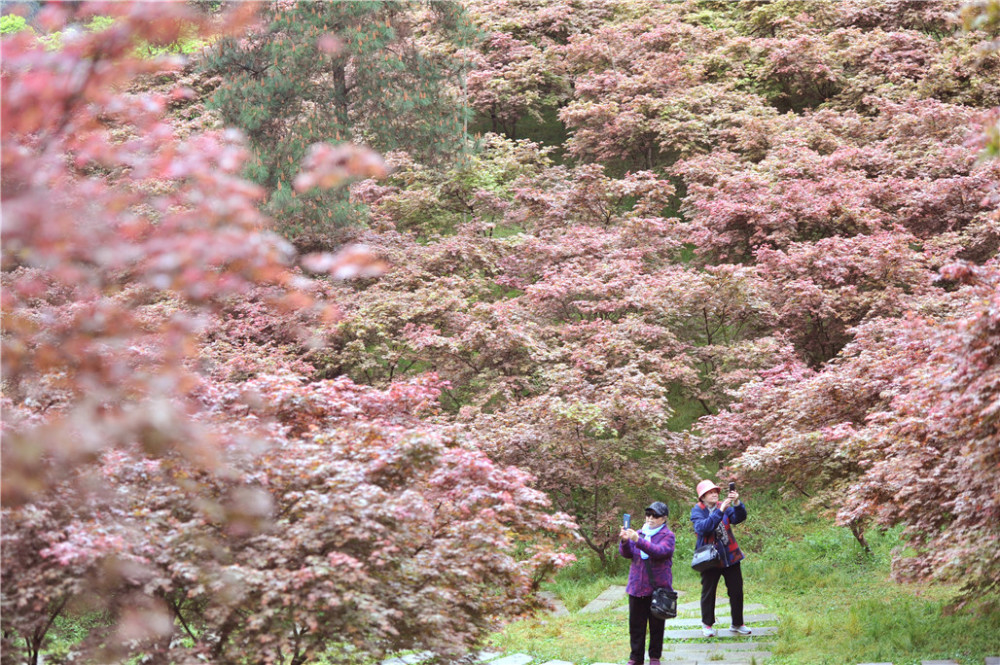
left=701, top=625, right=715, bottom=637
left=729, top=624, right=752, bottom=635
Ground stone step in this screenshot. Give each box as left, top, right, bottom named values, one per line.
left=381, top=652, right=433, bottom=665
left=591, top=661, right=771, bottom=665
left=537, top=591, right=570, bottom=616
left=665, top=613, right=778, bottom=627
left=656, top=662, right=740, bottom=665
left=660, top=646, right=774, bottom=664
left=675, top=600, right=766, bottom=613
left=487, top=655, right=534, bottom=665
left=580, top=585, right=628, bottom=613
left=663, top=625, right=777, bottom=640
left=660, top=652, right=771, bottom=664
left=660, top=660, right=770, bottom=665
left=618, top=601, right=766, bottom=615
left=669, top=642, right=775, bottom=653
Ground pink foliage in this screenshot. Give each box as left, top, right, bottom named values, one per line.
left=700, top=260, right=1000, bottom=600
left=1, top=4, right=576, bottom=663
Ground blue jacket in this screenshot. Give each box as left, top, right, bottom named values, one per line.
left=690, top=502, right=747, bottom=568
left=619, top=527, right=675, bottom=596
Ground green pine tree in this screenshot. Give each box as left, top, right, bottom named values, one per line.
left=203, top=0, right=477, bottom=238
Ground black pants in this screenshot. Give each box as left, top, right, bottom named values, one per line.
left=700, top=561, right=744, bottom=627
left=628, top=594, right=665, bottom=663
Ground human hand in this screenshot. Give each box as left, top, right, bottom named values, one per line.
left=628, top=529, right=640, bottom=542
left=620, top=528, right=630, bottom=542
left=719, top=498, right=732, bottom=511
left=729, top=491, right=740, bottom=505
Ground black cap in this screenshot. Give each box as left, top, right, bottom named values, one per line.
left=645, top=501, right=669, bottom=517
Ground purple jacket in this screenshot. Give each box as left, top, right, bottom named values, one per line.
left=619, top=527, right=675, bottom=596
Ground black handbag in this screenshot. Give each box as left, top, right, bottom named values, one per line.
left=643, top=556, right=677, bottom=620
left=691, top=543, right=723, bottom=572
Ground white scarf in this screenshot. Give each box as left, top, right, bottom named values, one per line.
left=638, top=523, right=664, bottom=559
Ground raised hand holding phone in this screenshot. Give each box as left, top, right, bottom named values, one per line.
left=623, top=513, right=631, bottom=530
left=726, top=482, right=740, bottom=507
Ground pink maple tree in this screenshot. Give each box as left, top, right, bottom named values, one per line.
left=1, top=4, right=575, bottom=663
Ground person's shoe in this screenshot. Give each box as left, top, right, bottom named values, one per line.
left=648, top=659, right=661, bottom=665
left=701, top=624, right=715, bottom=637
left=626, top=660, right=642, bottom=665
left=730, top=624, right=752, bottom=635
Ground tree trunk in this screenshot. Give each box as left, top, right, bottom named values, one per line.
left=849, top=521, right=871, bottom=554
left=28, top=631, right=41, bottom=665
left=577, top=526, right=609, bottom=565
left=332, top=62, right=350, bottom=128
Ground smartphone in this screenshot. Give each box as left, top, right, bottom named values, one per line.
left=623, top=513, right=631, bottom=529
left=729, top=481, right=736, bottom=491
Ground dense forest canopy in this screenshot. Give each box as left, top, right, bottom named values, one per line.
left=2, top=0, right=998, bottom=663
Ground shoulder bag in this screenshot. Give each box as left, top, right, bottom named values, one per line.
left=642, top=553, right=677, bottom=619
left=691, top=543, right=723, bottom=572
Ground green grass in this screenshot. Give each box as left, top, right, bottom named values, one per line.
left=544, top=552, right=631, bottom=612
left=489, top=490, right=1000, bottom=665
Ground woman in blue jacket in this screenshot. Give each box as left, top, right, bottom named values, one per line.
left=690, top=480, right=750, bottom=638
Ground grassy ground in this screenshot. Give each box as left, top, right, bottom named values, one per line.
left=490, top=491, right=1000, bottom=665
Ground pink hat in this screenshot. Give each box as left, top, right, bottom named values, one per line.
left=696, top=480, right=721, bottom=500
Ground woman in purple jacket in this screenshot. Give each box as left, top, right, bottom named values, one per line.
left=619, top=501, right=675, bottom=665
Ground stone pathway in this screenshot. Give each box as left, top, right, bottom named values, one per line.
left=537, top=591, right=570, bottom=617
left=527, top=586, right=775, bottom=665
left=657, top=592, right=777, bottom=664
left=580, top=585, right=628, bottom=613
